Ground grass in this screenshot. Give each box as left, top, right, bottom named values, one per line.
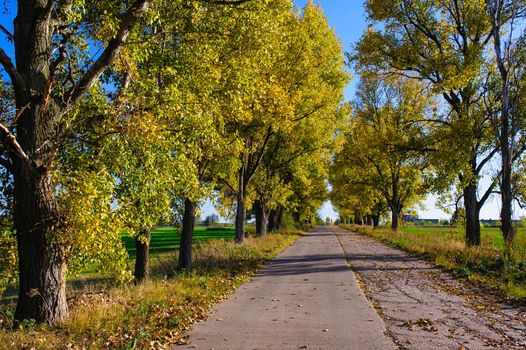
left=0, top=230, right=302, bottom=349
left=121, top=226, right=236, bottom=258
left=340, top=224, right=526, bottom=302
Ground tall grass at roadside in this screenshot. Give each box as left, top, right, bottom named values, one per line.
left=0, top=231, right=301, bottom=350
left=340, top=224, right=526, bottom=302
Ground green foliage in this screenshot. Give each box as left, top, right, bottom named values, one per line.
left=0, top=229, right=16, bottom=295
left=330, top=75, right=432, bottom=225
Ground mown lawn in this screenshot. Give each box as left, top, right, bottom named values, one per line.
left=341, top=224, right=526, bottom=302
left=122, top=226, right=236, bottom=258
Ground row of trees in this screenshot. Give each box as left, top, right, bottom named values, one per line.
left=0, top=0, right=347, bottom=325
left=332, top=1, right=526, bottom=249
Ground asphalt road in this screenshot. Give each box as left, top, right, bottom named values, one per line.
left=172, top=227, right=396, bottom=350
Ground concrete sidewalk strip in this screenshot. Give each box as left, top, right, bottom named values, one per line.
left=172, top=227, right=396, bottom=350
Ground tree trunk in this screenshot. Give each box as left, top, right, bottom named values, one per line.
left=354, top=211, right=363, bottom=225
left=134, top=228, right=151, bottom=282
left=178, top=198, right=195, bottom=270
left=501, top=139, right=515, bottom=246
left=366, top=215, right=373, bottom=226
left=268, top=209, right=277, bottom=232
left=490, top=1, right=516, bottom=248
left=497, top=52, right=515, bottom=247
left=276, top=206, right=284, bottom=230
left=255, top=200, right=269, bottom=237
left=390, top=209, right=399, bottom=231
left=235, top=165, right=246, bottom=243
left=463, top=183, right=481, bottom=246
left=372, top=214, right=380, bottom=228
left=13, top=162, right=68, bottom=325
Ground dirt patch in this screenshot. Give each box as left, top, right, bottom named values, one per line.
left=336, top=228, right=526, bottom=350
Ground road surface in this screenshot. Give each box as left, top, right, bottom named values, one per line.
left=173, top=226, right=396, bottom=350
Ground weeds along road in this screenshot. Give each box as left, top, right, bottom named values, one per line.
left=173, top=226, right=526, bottom=350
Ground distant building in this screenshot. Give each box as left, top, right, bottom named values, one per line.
left=403, top=215, right=439, bottom=224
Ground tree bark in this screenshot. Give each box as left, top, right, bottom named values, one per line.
left=463, top=183, right=481, bottom=246
left=13, top=165, right=67, bottom=325
left=255, top=200, right=269, bottom=237
left=235, top=165, right=246, bottom=243
left=390, top=208, right=399, bottom=231
left=178, top=197, right=195, bottom=270
left=134, top=228, right=151, bottom=282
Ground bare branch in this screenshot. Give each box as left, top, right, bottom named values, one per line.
left=0, top=47, right=25, bottom=91
left=0, top=123, right=30, bottom=166
left=0, top=25, right=13, bottom=42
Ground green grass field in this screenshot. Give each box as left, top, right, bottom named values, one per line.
left=121, top=226, right=236, bottom=258
left=398, top=226, right=526, bottom=253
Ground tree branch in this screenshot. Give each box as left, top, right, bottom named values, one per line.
left=0, top=47, right=25, bottom=92
left=0, top=25, right=13, bottom=42
left=0, top=123, right=31, bottom=166
left=63, top=0, right=153, bottom=108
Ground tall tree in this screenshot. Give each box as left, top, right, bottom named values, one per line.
left=486, top=0, right=526, bottom=247
left=332, top=76, right=432, bottom=231
left=0, top=0, right=156, bottom=324
left=216, top=2, right=348, bottom=241
left=356, top=0, right=498, bottom=244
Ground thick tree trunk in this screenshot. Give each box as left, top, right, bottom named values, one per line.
left=178, top=198, right=195, bottom=270
left=255, top=200, right=269, bottom=237
left=235, top=165, right=246, bottom=243
left=463, top=183, right=481, bottom=246
left=13, top=164, right=67, bottom=325
left=366, top=215, right=373, bottom=226
left=134, top=228, right=151, bottom=282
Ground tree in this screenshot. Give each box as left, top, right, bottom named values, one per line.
left=0, top=0, right=157, bottom=324
left=332, top=76, right=431, bottom=231
left=216, top=2, right=348, bottom=241
left=356, top=0, right=499, bottom=244
left=486, top=0, right=526, bottom=247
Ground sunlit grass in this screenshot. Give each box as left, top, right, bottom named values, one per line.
left=121, top=226, right=237, bottom=257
